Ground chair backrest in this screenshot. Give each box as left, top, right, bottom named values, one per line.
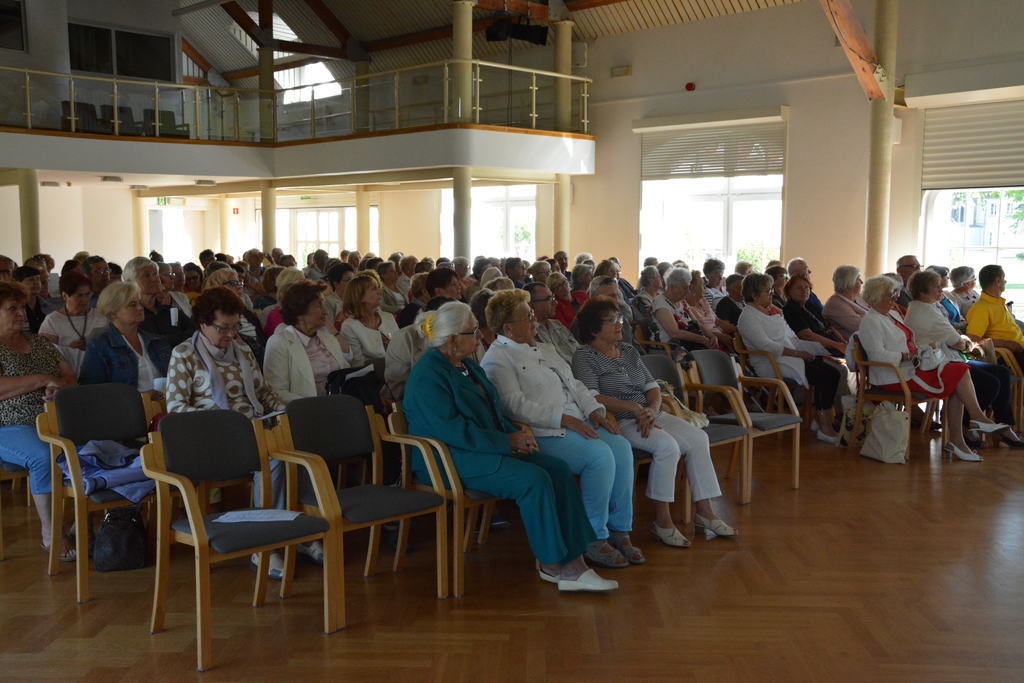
left=158, top=410, right=260, bottom=483
left=640, top=353, right=684, bottom=397
left=54, top=383, right=149, bottom=444
left=285, top=395, right=374, bottom=466
left=690, top=349, right=740, bottom=389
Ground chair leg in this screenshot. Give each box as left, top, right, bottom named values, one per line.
left=452, top=503, right=465, bottom=598
left=73, top=500, right=90, bottom=604
left=681, top=473, right=692, bottom=526
left=462, top=506, right=478, bottom=552
left=791, top=427, right=801, bottom=490
left=363, top=524, right=381, bottom=577
left=253, top=550, right=270, bottom=607
left=280, top=544, right=296, bottom=599
left=150, top=496, right=171, bottom=634
left=726, top=441, right=740, bottom=479
left=47, top=491, right=64, bottom=576
left=435, top=508, right=449, bottom=600
left=848, top=398, right=865, bottom=448
left=392, top=519, right=410, bottom=573
left=0, top=490, right=5, bottom=562
left=920, top=400, right=935, bottom=434
left=322, top=531, right=345, bottom=634
left=195, top=550, right=213, bottom=672
left=476, top=501, right=494, bottom=545
left=740, top=438, right=752, bottom=505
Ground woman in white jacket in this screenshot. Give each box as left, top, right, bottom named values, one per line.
left=858, top=275, right=1006, bottom=461
left=737, top=273, right=842, bottom=444
left=480, top=290, right=642, bottom=570
left=340, top=274, right=399, bottom=367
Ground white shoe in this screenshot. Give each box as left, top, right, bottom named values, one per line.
left=651, top=522, right=691, bottom=548
left=970, top=420, right=1008, bottom=434
left=250, top=551, right=284, bottom=580
left=557, top=569, right=618, bottom=592
left=947, top=443, right=983, bottom=462
left=537, top=567, right=559, bottom=584
left=296, top=540, right=324, bottom=565
left=694, top=514, right=737, bottom=538
left=816, top=430, right=841, bottom=446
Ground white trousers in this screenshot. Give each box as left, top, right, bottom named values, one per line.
left=618, top=412, right=722, bottom=503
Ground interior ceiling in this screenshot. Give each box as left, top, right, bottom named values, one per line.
left=35, top=170, right=255, bottom=188
left=179, top=0, right=803, bottom=87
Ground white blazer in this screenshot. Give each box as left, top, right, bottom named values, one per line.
left=903, top=300, right=963, bottom=352
left=341, top=311, right=399, bottom=366
left=480, top=336, right=603, bottom=438
left=737, top=305, right=808, bottom=387
left=263, top=324, right=350, bottom=403
left=857, top=308, right=917, bottom=387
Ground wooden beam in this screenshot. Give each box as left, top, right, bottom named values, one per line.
left=565, top=0, right=633, bottom=10
left=366, top=17, right=499, bottom=53
left=222, top=56, right=321, bottom=82
left=475, top=0, right=549, bottom=21
left=181, top=37, right=212, bottom=73
left=302, top=0, right=350, bottom=45
left=816, top=0, right=884, bottom=100
left=182, top=75, right=210, bottom=86
left=222, top=1, right=263, bottom=46
left=271, top=39, right=346, bottom=60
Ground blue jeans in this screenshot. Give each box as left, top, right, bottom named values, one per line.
left=0, top=424, right=52, bottom=494
left=535, top=427, right=634, bottom=539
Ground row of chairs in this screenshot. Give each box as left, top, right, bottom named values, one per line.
left=59, top=101, right=190, bottom=137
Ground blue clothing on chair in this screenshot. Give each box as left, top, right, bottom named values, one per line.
left=79, top=323, right=172, bottom=388
left=57, top=439, right=155, bottom=503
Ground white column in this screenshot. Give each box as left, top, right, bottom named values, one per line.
left=452, top=0, right=474, bottom=123
left=553, top=174, right=570, bottom=256
left=17, top=169, right=40, bottom=261
left=132, top=193, right=148, bottom=258
left=219, top=198, right=232, bottom=255
left=356, top=187, right=371, bottom=254
left=552, top=20, right=574, bottom=133
left=260, top=183, right=276, bottom=254
left=258, top=46, right=275, bottom=141
left=353, top=60, right=370, bottom=133
left=865, top=0, right=898, bottom=275
left=453, top=167, right=472, bottom=258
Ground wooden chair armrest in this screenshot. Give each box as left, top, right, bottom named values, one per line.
left=35, top=414, right=89, bottom=499
left=140, top=441, right=208, bottom=545
left=271, top=449, right=342, bottom=521
left=995, top=347, right=1023, bottom=375
left=682, top=382, right=751, bottom=428
left=738, top=376, right=799, bottom=415
left=377, top=432, right=450, bottom=499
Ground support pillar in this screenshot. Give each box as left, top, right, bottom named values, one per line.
left=452, top=0, right=474, bottom=123
left=260, top=183, right=276, bottom=254
left=453, top=167, right=472, bottom=259
left=16, top=169, right=40, bottom=261
left=356, top=187, right=371, bottom=254
left=257, top=0, right=275, bottom=141
left=132, top=193, right=148, bottom=259
left=553, top=174, right=570, bottom=256
left=353, top=60, right=370, bottom=133
left=219, top=198, right=232, bottom=255
left=864, top=0, right=898, bottom=275
left=552, top=20, right=574, bottom=133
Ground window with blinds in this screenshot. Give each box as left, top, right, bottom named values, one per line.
left=923, top=99, right=1024, bottom=190
left=641, top=121, right=786, bottom=181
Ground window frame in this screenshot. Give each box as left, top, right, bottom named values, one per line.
left=0, top=0, right=26, bottom=53
left=66, top=20, right=176, bottom=82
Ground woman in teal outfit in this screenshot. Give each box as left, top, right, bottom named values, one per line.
left=403, top=301, right=619, bottom=592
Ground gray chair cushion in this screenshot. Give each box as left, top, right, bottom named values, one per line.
left=864, top=388, right=932, bottom=401
left=87, top=488, right=127, bottom=504
left=704, top=423, right=748, bottom=443
left=55, top=383, right=148, bottom=444
left=1, top=461, right=27, bottom=473
left=691, top=349, right=740, bottom=387
left=639, top=354, right=685, bottom=396
left=159, top=410, right=261, bottom=484
left=300, top=484, right=443, bottom=524
left=632, top=448, right=654, bottom=462
left=171, top=511, right=329, bottom=555
left=710, top=412, right=802, bottom=431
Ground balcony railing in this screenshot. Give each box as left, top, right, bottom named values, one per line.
left=0, top=59, right=590, bottom=144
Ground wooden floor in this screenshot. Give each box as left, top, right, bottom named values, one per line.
left=2, top=431, right=1023, bottom=681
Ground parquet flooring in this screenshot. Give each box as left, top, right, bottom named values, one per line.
left=2, top=432, right=1024, bottom=681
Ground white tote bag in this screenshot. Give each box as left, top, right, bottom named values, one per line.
left=860, top=401, right=910, bottom=464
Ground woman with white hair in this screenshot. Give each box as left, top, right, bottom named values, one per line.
left=403, top=301, right=618, bottom=592
left=651, top=268, right=716, bottom=353
left=822, top=265, right=869, bottom=340
left=948, top=266, right=979, bottom=316
left=858, top=275, right=1006, bottom=461
left=123, top=255, right=195, bottom=346
left=477, top=266, right=504, bottom=292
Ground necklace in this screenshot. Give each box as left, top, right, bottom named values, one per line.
left=64, top=309, right=89, bottom=341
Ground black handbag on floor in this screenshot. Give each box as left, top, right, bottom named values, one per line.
left=93, top=506, right=147, bottom=572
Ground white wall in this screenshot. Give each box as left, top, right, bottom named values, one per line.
left=379, top=191, right=441, bottom=260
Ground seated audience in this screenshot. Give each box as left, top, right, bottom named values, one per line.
left=124, top=256, right=194, bottom=346
left=79, top=281, right=171, bottom=391
left=264, top=281, right=351, bottom=402
left=702, top=258, right=728, bottom=308
left=82, top=255, right=111, bottom=305
left=377, top=260, right=407, bottom=315
left=894, top=254, right=921, bottom=309
left=340, top=274, right=400, bottom=366
left=397, top=272, right=430, bottom=328
left=734, top=260, right=754, bottom=276
left=204, top=267, right=269, bottom=365
left=714, top=273, right=745, bottom=334
left=632, top=265, right=663, bottom=330
left=468, top=288, right=496, bottom=361
left=572, top=297, right=735, bottom=546
left=926, top=265, right=965, bottom=330
left=787, top=257, right=824, bottom=317
left=481, top=290, right=640, bottom=569
left=782, top=275, right=846, bottom=356
left=570, top=264, right=593, bottom=303
left=554, top=251, right=570, bottom=274
left=39, top=271, right=108, bottom=373
left=262, top=267, right=305, bottom=337
left=766, top=265, right=789, bottom=309
left=948, top=266, right=979, bottom=316
left=904, top=270, right=1021, bottom=444
left=182, top=262, right=205, bottom=304
left=403, top=301, right=618, bottom=592
left=526, top=282, right=579, bottom=364
left=14, top=265, right=55, bottom=333
left=651, top=268, right=716, bottom=353
left=0, top=281, right=78, bottom=559
left=822, top=265, right=869, bottom=340
left=478, top=266, right=503, bottom=292
left=684, top=269, right=731, bottom=350
left=548, top=272, right=578, bottom=329
left=384, top=296, right=454, bottom=401
left=966, top=265, right=1024, bottom=363
left=251, top=265, right=282, bottom=310
left=396, top=255, right=418, bottom=297
left=585, top=276, right=634, bottom=345
left=738, top=273, right=841, bottom=444
left=860, top=274, right=1006, bottom=461
left=528, top=260, right=552, bottom=287
left=323, top=263, right=355, bottom=330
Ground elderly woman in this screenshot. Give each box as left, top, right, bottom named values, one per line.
left=822, top=265, right=869, bottom=340
left=528, top=260, right=552, bottom=285
left=782, top=275, right=846, bottom=356
left=404, top=301, right=618, bottom=592
left=383, top=297, right=455, bottom=401
left=262, top=267, right=306, bottom=337
left=651, top=268, right=716, bottom=353
left=251, top=265, right=282, bottom=310
left=340, top=273, right=399, bottom=367
left=585, top=276, right=634, bottom=345
left=123, top=256, right=194, bottom=346
left=14, top=266, right=54, bottom=333
left=468, top=288, right=496, bottom=362
left=926, top=266, right=966, bottom=330
left=377, top=261, right=407, bottom=315
left=397, top=272, right=430, bottom=328
left=570, top=264, right=593, bottom=305
left=858, top=275, right=1006, bottom=461
left=765, top=265, right=789, bottom=309
left=323, top=263, right=355, bottom=330
left=548, top=272, right=578, bottom=329
left=685, top=269, right=731, bottom=350
left=902, top=270, right=1022, bottom=446
left=0, top=282, right=77, bottom=559
left=737, top=273, right=842, bottom=444
left=481, top=290, right=640, bottom=569
left=702, top=258, right=728, bottom=308
left=715, top=273, right=745, bottom=334
left=79, top=281, right=171, bottom=391
left=948, top=266, right=979, bottom=316
left=264, top=280, right=351, bottom=402
left=572, top=297, right=735, bottom=547
left=203, top=266, right=269, bottom=365
left=39, top=271, right=108, bottom=373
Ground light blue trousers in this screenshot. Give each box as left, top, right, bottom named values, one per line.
left=535, top=427, right=634, bottom=539
left=0, top=424, right=51, bottom=494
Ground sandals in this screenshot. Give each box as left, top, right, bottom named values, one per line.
left=41, top=541, right=77, bottom=563
left=585, top=540, right=629, bottom=569
left=650, top=522, right=691, bottom=548
left=607, top=533, right=646, bottom=565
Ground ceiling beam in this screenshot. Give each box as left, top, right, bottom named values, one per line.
left=172, top=0, right=235, bottom=17
left=222, top=56, right=321, bottom=82
left=816, top=0, right=884, bottom=100
left=221, top=1, right=264, bottom=46
left=475, top=0, right=549, bottom=21
left=564, top=0, right=632, bottom=11
left=181, top=37, right=213, bottom=73
left=270, top=39, right=346, bottom=60
left=302, top=0, right=351, bottom=45
left=365, top=17, right=499, bottom=53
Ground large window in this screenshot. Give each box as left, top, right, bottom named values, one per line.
left=440, top=185, right=536, bottom=259
left=640, top=175, right=782, bottom=271
left=922, top=187, right=1024, bottom=312
left=0, top=0, right=25, bottom=51
left=261, top=206, right=380, bottom=263
left=69, top=23, right=173, bottom=81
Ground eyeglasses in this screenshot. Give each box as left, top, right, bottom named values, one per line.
left=208, top=322, right=241, bottom=335
left=530, top=296, right=555, bottom=304
left=897, top=263, right=920, bottom=270
left=94, top=268, right=111, bottom=274
left=455, top=328, right=480, bottom=337
left=509, top=313, right=536, bottom=324
left=224, top=280, right=242, bottom=287
left=602, top=316, right=624, bottom=325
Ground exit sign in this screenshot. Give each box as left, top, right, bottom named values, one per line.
left=156, top=197, right=168, bottom=206
left=300, top=196, right=312, bottom=200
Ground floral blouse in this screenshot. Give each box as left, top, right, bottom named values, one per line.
left=165, top=340, right=283, bottom=418
left=0, top=334, right=63, bottom=426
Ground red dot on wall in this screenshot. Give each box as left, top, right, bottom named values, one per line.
left=232, top=208, right=239, bottom=215
left=685, top=82, right=696, bottom=91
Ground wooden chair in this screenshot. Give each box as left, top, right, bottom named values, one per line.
left=0, top=463, right=30, bottom=561
left=386, top=406, right=499, bottom=598
left=994, top=347, right=1024, bottom=428
left=265, top=395, right=448, bottom=608
left=686, top=349, right=801, bottom=504
left=633, top=323, right=674, bottom=359
left=849, top=337, right=947, bottom=450
left=142, top=409, right=340, bottom=672
left=35, top=384, right=163, bottom=603
left=733, top=332, right=814, bottom=427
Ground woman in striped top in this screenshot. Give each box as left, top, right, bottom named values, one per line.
left=571, top=297, right=736, bottom=546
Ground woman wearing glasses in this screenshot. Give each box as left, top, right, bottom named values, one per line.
left=572, top=297, right=735, bottom=547
left=481, top=290, right=642, bottom=570
left=203, top=267, right=269, bottom=365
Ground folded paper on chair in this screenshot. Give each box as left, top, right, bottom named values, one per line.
left=213, top=509, right=303, bottom=523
